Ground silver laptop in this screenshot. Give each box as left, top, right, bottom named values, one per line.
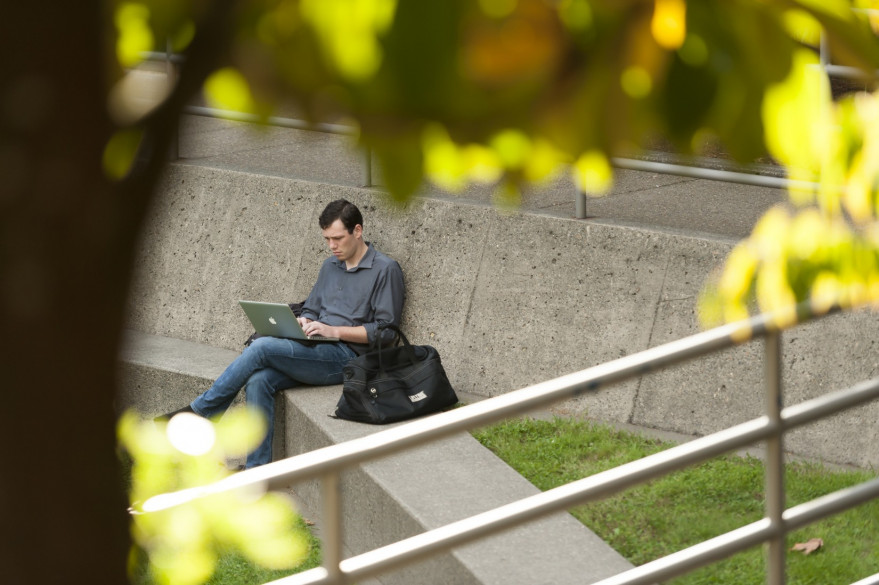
left=239, top=300, right=339, bottom=342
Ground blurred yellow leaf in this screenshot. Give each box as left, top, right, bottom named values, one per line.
left=621, top=66, right=653, bottom=98
left=491, top=129, right=531, bottom=168
left=115, top=3, right=153, bottom=67
left=782, top=9, right=823, bottom=46
left=796, top=0, right=853, bottom=20
left=423, top=124, right=504, bottom=191
left=103, top=130, right=143, bottom=180
left=573, top=150, right=613, bottom=195
left=652, top=0, right=687, bottom=50
left=718, top=244, right=758, bottom=302
left=463, top=144, right=504, bottom=184
left=524, top=139, right=566, bottom=184
left=213, top=407, right=267, bottom=455
left=558, top=0, right=593, bottom=31
left=300, top=0, right=396, bottom=80
left=678, top=33, right=708, bottom=66
left=479, top=0, right=517, bottom=19
left=762, top=49, right=831, bottom=201
left=120, top=411, right=309, bottom=584
left=204, top=67, right=257, bottom=113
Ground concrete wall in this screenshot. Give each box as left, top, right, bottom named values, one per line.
left=127, top=163, right=879, bottom=468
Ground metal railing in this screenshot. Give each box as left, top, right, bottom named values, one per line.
left=143, top=304, right=879, bottom=585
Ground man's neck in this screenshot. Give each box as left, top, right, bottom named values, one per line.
left=346, top=242, right=369, bottom=270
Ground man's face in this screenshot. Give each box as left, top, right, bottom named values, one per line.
left=322, top=219, right=362, bottom=263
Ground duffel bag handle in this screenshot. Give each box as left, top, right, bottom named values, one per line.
left=375, top=323, right=418, bottom=372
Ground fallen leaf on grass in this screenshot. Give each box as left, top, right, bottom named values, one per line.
left=791, top=538, right=823, bottom=555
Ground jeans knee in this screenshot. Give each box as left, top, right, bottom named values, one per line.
left=246, top=336, right=273, bottom=357
left=244, top=370, right=277, bottom=404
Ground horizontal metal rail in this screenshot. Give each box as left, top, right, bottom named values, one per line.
left=609, top=157, right=815, bottom=191
left=183, top=105, right=358, bottom=136
left=141, top=50, right=186, bottom=64
left=852, top=573, right=879, bottom=585
left=266, top=375, right=879, bottom=585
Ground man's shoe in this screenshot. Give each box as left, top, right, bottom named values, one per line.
left=155, top=404, right=195, bottom=422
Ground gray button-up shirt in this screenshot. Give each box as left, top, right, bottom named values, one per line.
left=300, top=243, right=405, bottom=353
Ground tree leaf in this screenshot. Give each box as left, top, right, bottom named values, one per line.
left=791, top=537, right=824, bottom=555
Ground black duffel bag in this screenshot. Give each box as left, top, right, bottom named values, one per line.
left=334, top=324, right=458, bottom=424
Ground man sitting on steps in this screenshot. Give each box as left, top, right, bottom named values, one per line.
left=159, top=198, right=405, bottom=468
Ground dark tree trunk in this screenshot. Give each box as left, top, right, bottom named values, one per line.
left=1, top=3, right=135, bottom=584
left=1, top=2, right=237, bottom=583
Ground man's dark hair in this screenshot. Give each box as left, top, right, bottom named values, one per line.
left=319, top=199, right=363, bottom=233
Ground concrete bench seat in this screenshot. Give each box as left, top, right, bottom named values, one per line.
left=118, top=329, right=634, bottom=585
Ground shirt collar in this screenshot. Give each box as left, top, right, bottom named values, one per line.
left=332, top=242, right=375, bottom=271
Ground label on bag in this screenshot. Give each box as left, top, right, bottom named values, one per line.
left=409, top=391, right=428, bottom=403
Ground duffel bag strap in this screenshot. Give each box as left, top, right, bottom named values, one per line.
left=375, top=323, right=418, bottom=372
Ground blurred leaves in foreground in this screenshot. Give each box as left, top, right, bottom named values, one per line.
left=106, top=1, right=879, bottom=199
left=119, top=410, right=310, bottom=585
left=701, top=46, right=879, bottom=329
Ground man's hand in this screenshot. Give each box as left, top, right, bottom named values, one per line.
left=298, top=317, right=369, bottom=343
left=302, top=320, right=337, bottom=339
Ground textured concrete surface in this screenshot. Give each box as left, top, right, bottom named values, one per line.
left=117, top=331, right=239, bottom=413
left=124, top=160, right=879, bottom=468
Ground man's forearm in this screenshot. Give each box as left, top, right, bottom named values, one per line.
left=333, top=325, right=369, bottom=344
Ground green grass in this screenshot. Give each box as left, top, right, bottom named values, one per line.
left=473, top=417, right=879, bottom=585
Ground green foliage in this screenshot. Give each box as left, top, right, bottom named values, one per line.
left=119, top=410, right=313, bottom=585
left=108, top=1, right=879, bottom=199
left=103, top=129, right=144, bottom=180
left=701, top=47, right=879, bottom=329
left=474, top=417, right=879, bottom=584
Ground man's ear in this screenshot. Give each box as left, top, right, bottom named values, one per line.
left=353, top=224, right=363, bottom=239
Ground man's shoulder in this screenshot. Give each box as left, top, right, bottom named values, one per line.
left=367, top=245, right=402, bottom=272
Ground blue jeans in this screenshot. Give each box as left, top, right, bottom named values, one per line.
left=190, top=336, right=356, bottom=468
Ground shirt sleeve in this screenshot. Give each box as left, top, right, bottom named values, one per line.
left=364, top=260, right=405, bottom=346
left=300, top=262, right=329, bottom=321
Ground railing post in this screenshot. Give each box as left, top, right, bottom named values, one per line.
left=166, top=38, right=179, bottom=161
left=361, top=147, right=373, bottom=188
left=819, top=29, right=830, bottom=70
left=764, top=331, right=785, bottom=585
left=322, top=472, right=345, bottom=584
left=575, top=188, right=587, bottom=219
